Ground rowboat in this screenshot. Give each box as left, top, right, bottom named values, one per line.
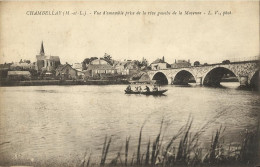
left=125, top=89, right=167, bottom=95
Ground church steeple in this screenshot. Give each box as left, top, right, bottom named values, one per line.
left=40, top=41, right=45, bottom=55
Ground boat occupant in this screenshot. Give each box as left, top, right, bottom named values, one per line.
left=139, top=86, right=142, bottom=92
left=153, top=85, right=158, bottom=91
left=126, top=85, right=131, bottom=91
left=145, top=86, right=150, bottom=92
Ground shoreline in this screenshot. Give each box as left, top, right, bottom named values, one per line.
left=0, top=80, right=258, bottom=91
left=0, top=80, right=130, bottom=87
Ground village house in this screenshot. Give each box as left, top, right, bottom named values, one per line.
left=83, top=58, right=116, bottom=79
left=126, top=60, right=139, bottom=70
left=115, top=61, right=130, bottom=75
left=72, top=63, right=84, bottom=78
left=56, top=64, right=78, bottom=80
left=36, top=41, right=61, bottom=72
left=72, top=63, right=83, bottom=71
left=7, top=71, right=31, bottom=81
left=127, top=60, right=140, bottom=76
left=171, top=59, right=191, bottom=68
left=114, top=60, right=140, bottom=75
left=115, top=62, right=129, bottom=75
left=87, top=59, right=115, bottom=77
left=150, top=57, right=170, bottom=70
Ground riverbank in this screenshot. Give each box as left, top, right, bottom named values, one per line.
left=0, top=79, right=130, bottom=87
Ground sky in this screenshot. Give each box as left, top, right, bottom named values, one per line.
left=0, top=1, right=259, bottom=65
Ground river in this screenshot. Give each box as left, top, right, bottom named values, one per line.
left=0, top=83, right=259, bottom=165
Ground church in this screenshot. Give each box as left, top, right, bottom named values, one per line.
left=36, top=41, right=61, bottom=72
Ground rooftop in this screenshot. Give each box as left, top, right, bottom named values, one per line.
left=56, top=64, right=73, bottom=71
left=87, top=64, right=114, bottom=70
left=151, top=58, right=165, bottom=64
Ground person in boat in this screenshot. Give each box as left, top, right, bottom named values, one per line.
left=126, top=85, right=132, bottom=91
left=153, top=85, right=158, bottom=91
left=144, top=86, right=150, bottom=92
left=139, top=86, right=142, bottom=92
left=135, top=86, right=139, bottom=92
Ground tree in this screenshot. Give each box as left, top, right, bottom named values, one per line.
left=24, top=60, right=31, bottom=64
left=222, top=60, right=230, bottom=64
left=82, top=57, right=98, bottom=70
left=141, top=58, right=148, bottom=67
left=103, top=53, right=113, bottom=65
left=194, top=61, right=200, bottom=66
left=135, top=60, right=142, bottom=68
left=103, top=53, right=112, bottom=61
left=29, top=69, right=38, bottom=76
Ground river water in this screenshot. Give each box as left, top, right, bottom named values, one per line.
left=0, top=83, right=259, bottom=165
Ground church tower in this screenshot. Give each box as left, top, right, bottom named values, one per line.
left=36, top=41, right=60, bottom=72
left=40, top=41, right=45, bottom=55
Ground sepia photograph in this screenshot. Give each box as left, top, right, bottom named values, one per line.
left=0, top=1, right=259, bottom=167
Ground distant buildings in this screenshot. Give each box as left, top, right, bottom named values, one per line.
left=114, top=61, right=130, bottom=75
left=194, top=61, right=200, bottom=66
left=56, top=63, right=77, bottom=80
left=36, top=42, right=61, bottom=72
left=10, top=62, right=35, bottom=70
left=72, top=63, right=83, bottom=71
left=114, top=60, right=140, bottom=75
left=85, top=58, right=116, bottom=77
left=149, top=58, right=192, bottom=70
left=0, top=40, right=210, bottom=82
left=150, top=57, right=170, bottom=70
left=171, top=59, right=191, bottom=68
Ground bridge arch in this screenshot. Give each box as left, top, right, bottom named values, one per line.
left=202, top=67, right=239, bottom=87
left=151, top=72, right=169, bottom=85
left=172, top=70, right=196, bottom=85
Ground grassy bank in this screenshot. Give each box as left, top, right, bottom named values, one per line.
left=89, top=118, right=259, bottom=167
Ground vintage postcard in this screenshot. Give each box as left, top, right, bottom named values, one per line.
left=0, top=1, right=259, bottom=167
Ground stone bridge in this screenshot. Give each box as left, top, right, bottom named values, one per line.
left=147, top=61, right=259, bottom=87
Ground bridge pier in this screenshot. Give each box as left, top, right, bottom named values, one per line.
left=196, top=77, right=202, bottom=85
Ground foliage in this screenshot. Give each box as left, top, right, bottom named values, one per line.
left=82, top=57, right=98, bottom=70
left=95, top=117, right=259, bottom=167
left=194, top=61, right=200, bottom=66
left=102, top=53, right=114, bottom=65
